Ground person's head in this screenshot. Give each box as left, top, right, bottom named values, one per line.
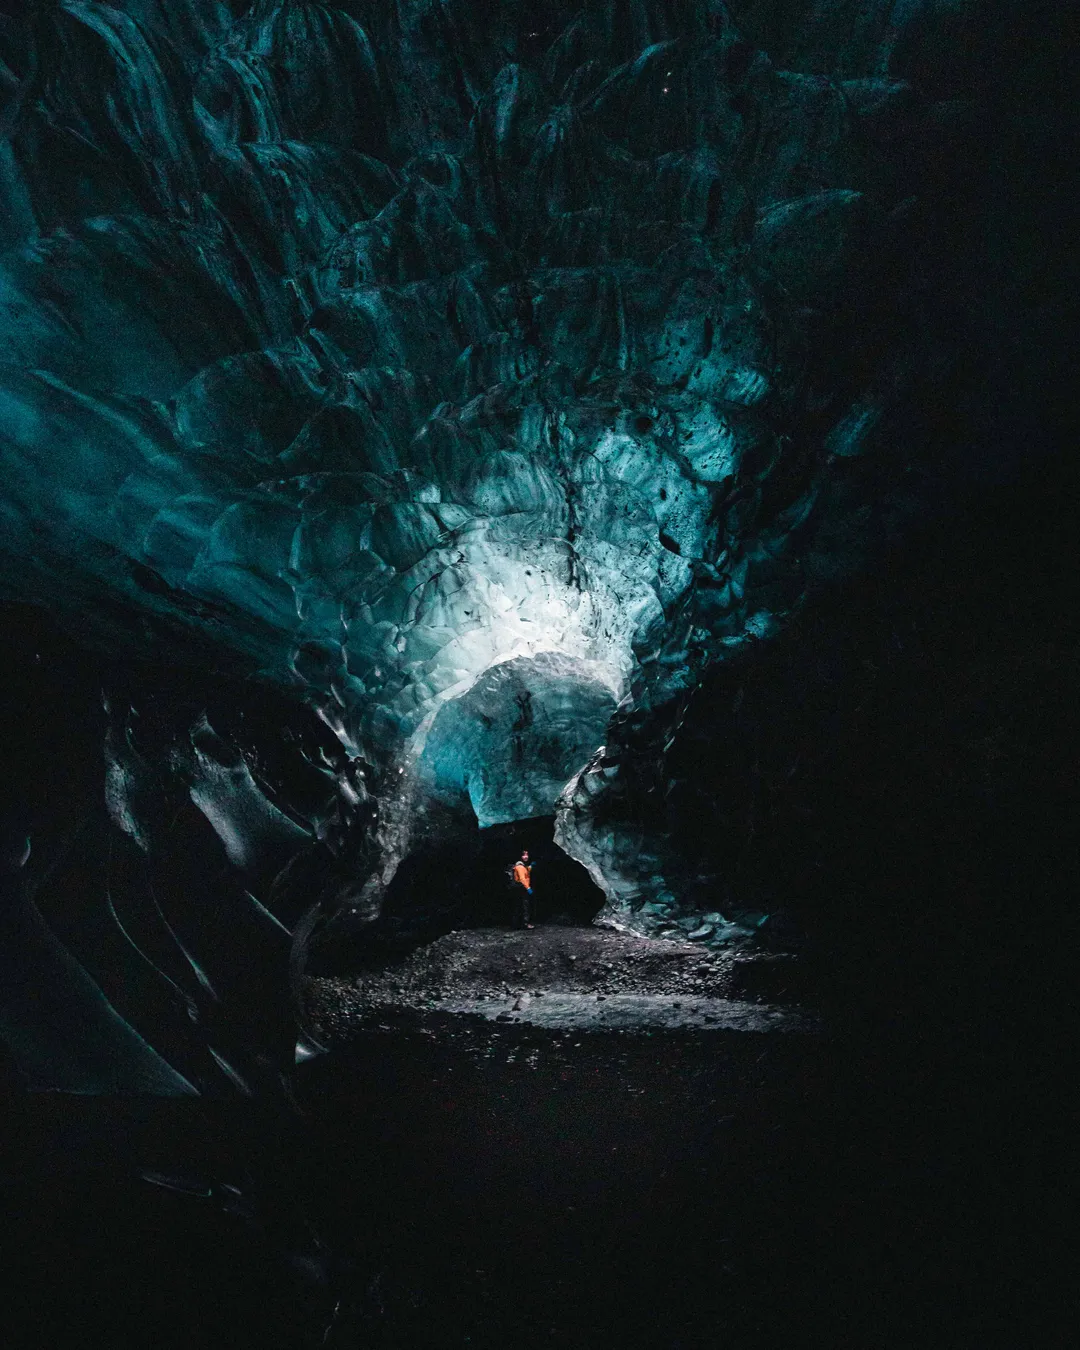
left=521, top=850, right=529, bottom=861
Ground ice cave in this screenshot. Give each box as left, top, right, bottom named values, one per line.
left=0, top=2, right=1071, bottom=1346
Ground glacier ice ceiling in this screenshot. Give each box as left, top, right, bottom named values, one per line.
left=0, top=0, right=1065, bottom=1094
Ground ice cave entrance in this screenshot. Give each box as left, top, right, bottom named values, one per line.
left=377, top=653, right=619, bottom=940
left=381, top=814, right=606, bottom=939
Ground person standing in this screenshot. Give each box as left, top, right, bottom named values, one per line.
left=511, top=850, right=534, bottom=929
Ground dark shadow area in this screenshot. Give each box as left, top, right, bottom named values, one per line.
left=655, top=440, right=1079, bottom=1038
left=466, top=815, right=608, bottom=929
left=308, top=814, right=606, bottom=974
left=0, top=1099, right=326, bottom=1350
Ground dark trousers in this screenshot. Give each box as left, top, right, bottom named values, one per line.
left=516, top=884, right=532, bottom=926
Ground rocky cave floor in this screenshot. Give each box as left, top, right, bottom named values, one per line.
left=303, top=924, right=819, bottom=1043
left=289, top=921, right=1027, bottom=1349
left=4, top=922, right=1038, bottom=1350
left=295, top=924, right=841, bottom=1349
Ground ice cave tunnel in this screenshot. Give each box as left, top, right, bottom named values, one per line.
left=1, top=2, right=1072, bottom=1345
left=0, top=0, right=1070, bottom=1103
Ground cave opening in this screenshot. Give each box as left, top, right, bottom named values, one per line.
left=309, top=814, right=606, bottom=976
left=399, top=815, right=605, bottom=935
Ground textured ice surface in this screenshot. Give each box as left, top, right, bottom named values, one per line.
left=1, top=846, right=197, bottom=1094
left=187, top=715, right=311, bottom=871
left=419, top=653, right=617, bottom=827
left=0, top=4, right=929, bottom=719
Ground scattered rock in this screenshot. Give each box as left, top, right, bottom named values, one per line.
left=301, top=925, right=812, bottom=1044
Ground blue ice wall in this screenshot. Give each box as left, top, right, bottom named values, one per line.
left=0, top=2, right=988, bottom=951
left=0, top=2, right=950, bottom=763
left=420, top=653, right=617, bottom=826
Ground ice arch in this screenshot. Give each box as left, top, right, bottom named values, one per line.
left=418, top=653, right=618, bottom=828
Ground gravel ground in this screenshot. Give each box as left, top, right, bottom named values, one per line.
left=303, top=925, right=816, bottom=1042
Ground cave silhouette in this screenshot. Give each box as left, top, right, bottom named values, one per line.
left=311, top=814, right=605, bottom=973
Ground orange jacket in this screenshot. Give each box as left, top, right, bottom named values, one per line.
left=512, top=861, right=531, bottom=889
